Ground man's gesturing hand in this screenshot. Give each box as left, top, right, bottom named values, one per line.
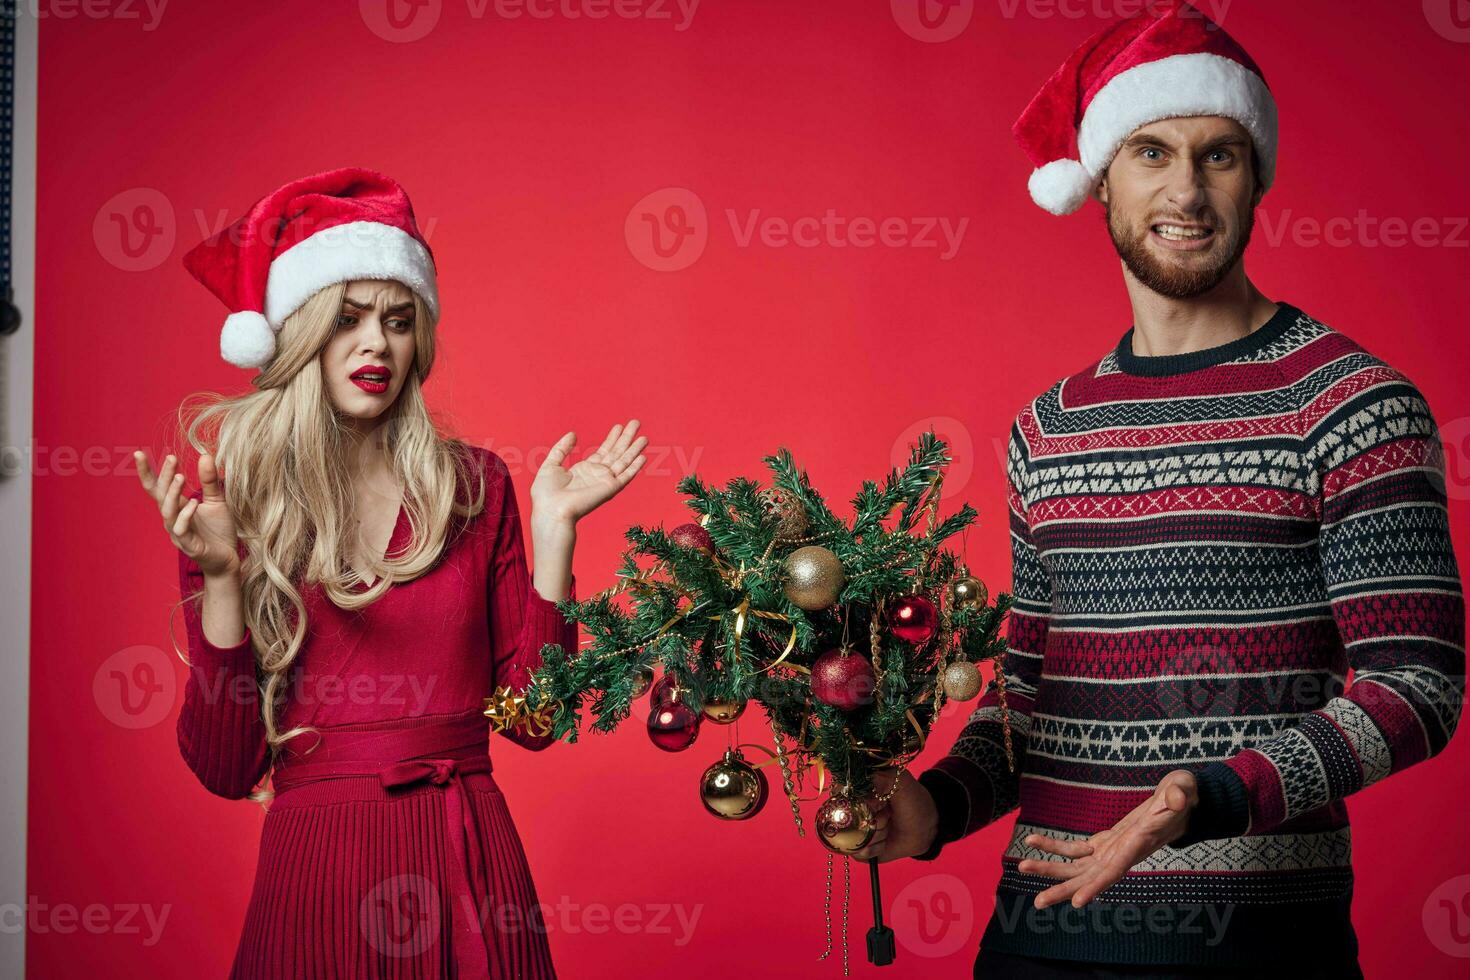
left=1017, top=769, right=1199, bottom=909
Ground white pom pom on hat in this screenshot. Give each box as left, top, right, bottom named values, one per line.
left=182, top=167, right=440, bottom=370
left=1011, top=0, right=1278, bottom=217
left=219, top=311, right=276, bottom=369
left=1027, top=159, right=1096, bottom=217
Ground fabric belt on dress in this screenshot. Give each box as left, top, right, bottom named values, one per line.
left=271, top=708, right=499, bottom=980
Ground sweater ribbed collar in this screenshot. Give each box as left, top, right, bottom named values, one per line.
left=1113, top=302, right=1299, bottom=377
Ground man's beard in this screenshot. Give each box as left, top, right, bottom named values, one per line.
left=1107, top=201, right=1254, bottom=300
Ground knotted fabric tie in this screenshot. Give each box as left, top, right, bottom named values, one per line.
left=271, top=709, right=498, bottom=980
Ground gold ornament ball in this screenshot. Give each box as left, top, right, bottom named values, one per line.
left=759, top=486, right=810, bottom=540
left=629, top=665, right=655, bottom=698
left=942, top=660, right=982, bottom=701
left=783, top=546, right=845, bottom=610
left=815, top=793, right=876, bottom=855
left=951, top=575, right=987, bottom=609
left=701, top=696, right=746, bottom=725
left=699, top=749, right=767, bottom=821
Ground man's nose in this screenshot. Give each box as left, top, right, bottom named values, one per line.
left=1164, top=162, right=1209, bottom=212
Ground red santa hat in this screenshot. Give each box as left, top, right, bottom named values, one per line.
left=1012, top=0, right=1277, bottom=216
left=183, top=167, right=439, bottom=369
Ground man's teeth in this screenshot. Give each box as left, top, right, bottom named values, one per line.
left=1155, top=224, right=1213, bottom=241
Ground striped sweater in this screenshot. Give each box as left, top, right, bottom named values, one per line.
left=918, top=302, right=1465, bottom=969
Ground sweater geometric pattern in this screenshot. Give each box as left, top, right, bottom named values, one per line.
left=917, top=302, right=1464, bottom=968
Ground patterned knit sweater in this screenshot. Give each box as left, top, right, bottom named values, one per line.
left=917, top=302, right=1465, bottom=969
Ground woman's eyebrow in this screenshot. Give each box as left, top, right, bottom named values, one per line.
left=340, top=297, right=415, bottom=313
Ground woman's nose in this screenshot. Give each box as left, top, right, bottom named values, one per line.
left=359, top=320, right=388, bottom=353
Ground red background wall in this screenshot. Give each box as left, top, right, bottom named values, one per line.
left=32, top=1, right=1470, bottom=976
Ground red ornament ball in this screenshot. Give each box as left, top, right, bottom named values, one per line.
left=647, top=701, right=702, bottom=752
left=810, top=649, right=877, bottom=711
left=649, top=673, right=677, bottom=705
left=669, top=522, right=715, bottom=552
left=649, top=673, right=700, bottom=709
left=890, top=595, right=938, bottom=645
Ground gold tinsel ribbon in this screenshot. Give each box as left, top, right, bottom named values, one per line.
left=482, top=685, right=556, bottom=739
left=736, top=741, right=830, bottom=801
left=718, top=597, right=801, bottom=674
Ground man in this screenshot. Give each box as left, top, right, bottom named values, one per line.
left=857, top=3, right=1465, bottom=978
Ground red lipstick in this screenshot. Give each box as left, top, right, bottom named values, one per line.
left=350, top=365, right=392, bottom=394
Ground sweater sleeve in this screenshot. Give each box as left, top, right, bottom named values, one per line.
left=485, top=452, right=578, bottom=752
left=914, top=417, right=1048, bottom=860
left=1180, top=369, right=1465, bottom=843
left=174, top=505, right=271, bottom=799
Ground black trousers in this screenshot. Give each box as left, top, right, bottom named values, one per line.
left=974, top=948, right=1365, bottom=980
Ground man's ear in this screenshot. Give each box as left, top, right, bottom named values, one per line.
left=1250, top=180, right=1265, bottom=210
left=1092, top=174, right=1110, bottom=208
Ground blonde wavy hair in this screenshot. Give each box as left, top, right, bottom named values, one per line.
left=171, top=280, right=487, bottom=803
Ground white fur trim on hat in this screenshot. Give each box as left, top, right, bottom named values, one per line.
left=1029, top=159, right=1096, bottom=216
left=1076, top=52, right=1278, bottom=190
left=220, top=310, right=276, bottom=369
left=263, top=220, right=440, bottom=327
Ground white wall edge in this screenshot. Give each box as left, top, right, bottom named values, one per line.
left=1, top=4, right=36, bottom=976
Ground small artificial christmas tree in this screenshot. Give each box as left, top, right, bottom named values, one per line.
left=491, top=431, right=1013, bottom=970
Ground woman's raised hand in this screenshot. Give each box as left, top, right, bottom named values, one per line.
left=530, top=419, right=648, bottom=527
left=134, top=450, right=241, bottom=578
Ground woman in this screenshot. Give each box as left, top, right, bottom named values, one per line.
left=134, top=168, right=645, bottom=979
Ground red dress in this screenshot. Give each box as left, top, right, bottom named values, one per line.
left=176, top=446, right=576, bottom=979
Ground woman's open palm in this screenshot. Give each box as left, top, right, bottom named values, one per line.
left=531, top=419, right=648, bottom=525
left=134, top=450, right=241, bottom=577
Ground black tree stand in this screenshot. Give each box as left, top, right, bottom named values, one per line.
left=865, top=859, right=897, bottom=966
